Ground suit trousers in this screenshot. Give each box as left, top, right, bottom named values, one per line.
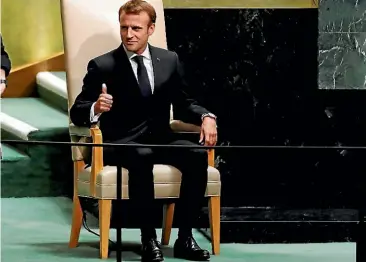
left=103, top=132, right=208, bottom=238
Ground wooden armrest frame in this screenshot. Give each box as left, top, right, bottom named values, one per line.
left=208, top=150, right=215, bottom=167
left=170, top=120, right=215, bottom=167
left=90, top=126, right=103, bottom=197
left=69, top=123, right=102, bottom=197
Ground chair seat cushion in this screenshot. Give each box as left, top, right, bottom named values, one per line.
left=78, top=164, right=221, bottom=199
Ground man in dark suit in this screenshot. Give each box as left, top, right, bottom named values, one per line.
left=70, top=1, right=217, bottom=261
left=1, top=34, right=11, bottom=95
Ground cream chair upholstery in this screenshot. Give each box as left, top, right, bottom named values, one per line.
left=61, top=0, right=221, bottom=259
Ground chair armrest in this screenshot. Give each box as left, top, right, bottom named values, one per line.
left=90, top=126, right=103, bottom=197
left=170, top=120, right=215, bottom=167
left=170, top=119, right=200, bottom=142
left=69, top=123, right=92, bottom=137
left=69, top=123, right=103, bottom=197
left=170, top=120, right=201, bottom=133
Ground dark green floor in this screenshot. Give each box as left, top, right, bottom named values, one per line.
left=1, top=197, right=356, bottom=262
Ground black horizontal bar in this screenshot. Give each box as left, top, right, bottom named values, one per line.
left=2, top=139, right=366, bottom=150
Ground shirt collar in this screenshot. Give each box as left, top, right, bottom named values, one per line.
left=123, top=44, right=151, bottom=61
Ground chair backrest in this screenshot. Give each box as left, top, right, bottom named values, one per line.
left=61, top=0, right=167, bottom=109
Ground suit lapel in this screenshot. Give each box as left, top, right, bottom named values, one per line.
left=113, top=44, right=140, bottom=95
left=113, top=44, right=164, bottom=96
left=149, top=44, right=163, bottom=93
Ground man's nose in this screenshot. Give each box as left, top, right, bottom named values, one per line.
left=127, top=28, right=133, bottom=38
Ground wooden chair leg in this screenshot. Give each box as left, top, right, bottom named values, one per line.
left=208, top=196, right=220, bottom=255
left=69, top=195, right=83, bottom=248
left=161, top=202, right=175, bottom=245
left=99, top=199, right=112, bottom=259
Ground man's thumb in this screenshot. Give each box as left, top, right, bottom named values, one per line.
left=102, top=83, right=107, bottom=94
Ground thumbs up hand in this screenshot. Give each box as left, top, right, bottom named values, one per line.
left=94, top=83, right=113, bottom=114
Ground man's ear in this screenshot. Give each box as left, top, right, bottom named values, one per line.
left=148, top=23, right=155, bottom=36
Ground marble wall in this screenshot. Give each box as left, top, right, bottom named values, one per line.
left=166, top=8, right=326, bottom=207
left=164, top=5, right=365, bottom=221
left=164, top=6, right=366, bottom=243
left=318, top=0, right=366, bottom=89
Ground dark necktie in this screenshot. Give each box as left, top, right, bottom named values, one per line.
left=133, top=55, right=152, bottom=97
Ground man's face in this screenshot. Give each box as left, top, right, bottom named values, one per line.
left=119, top=11, right=155, bottom=54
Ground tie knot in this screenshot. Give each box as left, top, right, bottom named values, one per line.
left=133, top=55, right=144, bottom=65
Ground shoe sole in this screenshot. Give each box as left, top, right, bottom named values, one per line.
left=141, top=257, right=164, bottom=262
left=174, top=254, right=210, bottom=261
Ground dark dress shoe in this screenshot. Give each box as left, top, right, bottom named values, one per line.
left=141, top=238, right=164, bottom=262
left=174, top=236, right=210, bottom=261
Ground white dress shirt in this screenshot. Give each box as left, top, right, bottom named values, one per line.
left=90, top=44, right=154, bottom=123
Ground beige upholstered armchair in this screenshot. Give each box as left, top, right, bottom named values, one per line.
left=61, top=0, right=221, bottom=259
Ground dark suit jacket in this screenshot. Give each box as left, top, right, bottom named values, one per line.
left=70, top=44, right=210, bottom=142
left=1, top=35, right=11, bottom=77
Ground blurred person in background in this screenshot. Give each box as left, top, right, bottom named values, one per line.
left=1, top=34, right=12, bottom=159
left=1, top=34, right=11, bottom=96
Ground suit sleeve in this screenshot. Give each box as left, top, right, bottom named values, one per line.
left=1, top=35, right=11, bottom=77
left=70, top=60, right=104, bottom=126
left=171, top=52, right=210, bottom=125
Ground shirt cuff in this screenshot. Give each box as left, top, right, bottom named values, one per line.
left=90, top=102, right=101, bottom=123
left=201, top=113, right=217, bottom=121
